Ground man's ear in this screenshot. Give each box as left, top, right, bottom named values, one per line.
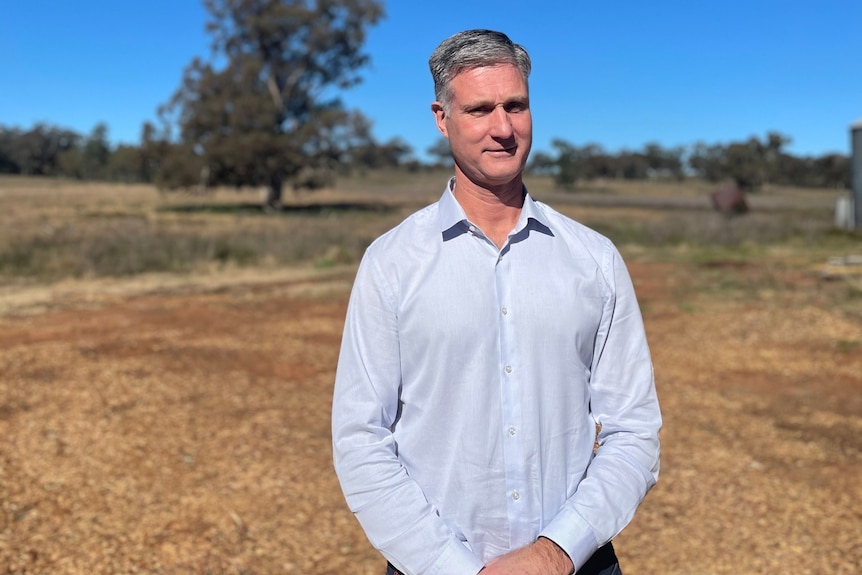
left=431, top=102, right=448, bottom=137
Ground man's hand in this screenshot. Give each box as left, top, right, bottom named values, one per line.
left=481, top=537, right=574, bottom=575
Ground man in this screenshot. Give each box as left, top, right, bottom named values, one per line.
left=332, top=29, right=661, bottom=575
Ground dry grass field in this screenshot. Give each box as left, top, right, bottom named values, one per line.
left=0, top=175, right=860, bottom=573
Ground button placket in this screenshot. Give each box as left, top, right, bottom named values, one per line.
left=495, top=245, right=526, bottom=525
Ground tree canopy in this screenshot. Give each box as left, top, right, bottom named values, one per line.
left=161, top=0, right=384, bottom=208
left=533, top=132, right=850, bottom=191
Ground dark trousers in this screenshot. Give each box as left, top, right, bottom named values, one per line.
left=385, top=542, right=620, bottom=575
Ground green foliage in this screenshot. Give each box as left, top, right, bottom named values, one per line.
left=0, top=124, right=79, bottom=175
left=690, top=136, right=772, bottom=191
left=546, top=140, right=685, bottom=188
left=426, top=137, right=453, bottom=168
left=160, top=0, right=385, bottom=208
left=642, top=141, right=685, bottom=178
left=346, top=113, right=414, bottom=170
left=539, top=131, right=850, bottom=191
left=57, top=123, right=115, bottom=181
left=686, top=131, right=846, bottom=191
left=104, top=145, right=146, bottom=183
left=81, top=123, right=111, bottom=179
left=526, top=150, right=555, bottom=176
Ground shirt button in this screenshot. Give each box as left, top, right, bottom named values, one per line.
left=508, top=426, right=516, bottom=436
left=505, top=365, right=512, bottom=374
left=512, top=490, right=520, bottom=501
left=501, top=306, right=508, bottom=316
left=468, top=225, right=476, bottom=233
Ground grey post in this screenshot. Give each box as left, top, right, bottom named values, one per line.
left=853, top=119, right=862, bottom=230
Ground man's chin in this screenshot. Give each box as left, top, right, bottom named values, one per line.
left=481, top=163, right=527, bottom=186
left=472, top=172, right=524, bottom=190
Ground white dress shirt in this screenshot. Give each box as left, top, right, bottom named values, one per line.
left=332, top=181, right=661, bottom=575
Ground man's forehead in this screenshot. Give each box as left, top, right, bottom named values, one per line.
left=450, top=64, right=529, bottom=99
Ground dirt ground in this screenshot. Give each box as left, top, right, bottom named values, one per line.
left=0, top=258, right=860, bottom=574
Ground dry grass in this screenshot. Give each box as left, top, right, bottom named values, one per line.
left=1, top=173, right=854, bottom=285
left=0, top=176, right=417, bottom=282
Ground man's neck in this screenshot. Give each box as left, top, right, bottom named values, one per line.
left=451, top=176, right=524, bottom=249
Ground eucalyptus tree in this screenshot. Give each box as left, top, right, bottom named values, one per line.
left=163, top=0, right=384, bottom=208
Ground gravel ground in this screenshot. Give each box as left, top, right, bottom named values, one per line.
left=0, top=260, right=859, bottom=574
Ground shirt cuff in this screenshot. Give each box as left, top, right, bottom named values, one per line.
left=426, top=539, right=485, bottom=575
left=539, top=505, right=598, bottom=572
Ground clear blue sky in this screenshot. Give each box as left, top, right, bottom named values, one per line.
left=1, top=1, right=860, bottom=160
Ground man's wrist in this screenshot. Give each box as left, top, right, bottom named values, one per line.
left=536, top=536, right=575, bottom=575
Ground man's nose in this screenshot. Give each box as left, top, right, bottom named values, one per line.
left=488, top=107, right=514, bottom=138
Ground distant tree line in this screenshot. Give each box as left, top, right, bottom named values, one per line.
left=528, top=131, right=850, bottom=191
left=0, top=121, right=850, bottom=193
left=0, top=118, right=414, bottom=186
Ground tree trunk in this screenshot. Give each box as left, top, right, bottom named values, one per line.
left=264, top=173, right=283, bottom=211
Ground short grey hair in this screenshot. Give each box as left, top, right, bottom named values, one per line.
left=429, top=29, right=531, bottom=112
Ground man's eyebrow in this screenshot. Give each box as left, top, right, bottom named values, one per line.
left=459, top=95, right=529, bottom=110
left=458, top=97, right=493, bottom=110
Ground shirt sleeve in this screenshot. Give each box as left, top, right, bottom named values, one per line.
left=331, top=249, right=485, bottom=575
left=539, top=242, right=662, bottom=571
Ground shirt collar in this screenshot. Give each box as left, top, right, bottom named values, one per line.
left=437, top=178, right=465, bottom=235
left=438, top=177, right=554, bottom=241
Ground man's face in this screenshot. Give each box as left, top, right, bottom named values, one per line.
left=433, top=64, right=532, bottom=189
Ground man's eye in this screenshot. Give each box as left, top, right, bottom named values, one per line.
left=506, top=103, right=527, bottom=113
